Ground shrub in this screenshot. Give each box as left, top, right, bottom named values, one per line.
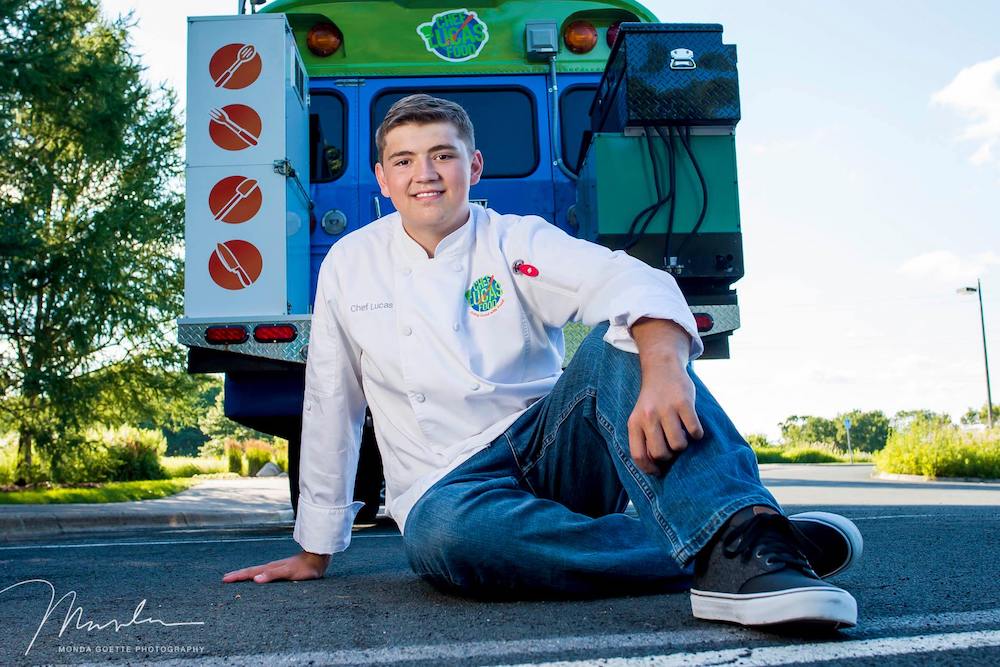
left=744, top=433, right=771, bottom=449
left=875, top=422, right=1000, bottom=479
left=0, top=433, right=18, bottom=485
left=273, top=450, right=288, bottom=473
left=246, top=447, right=271, bottom=476
left=225, top=440, right=244, bottom=475
left=751, top=441, right=857, bottom=464
left=161, top=456, right=227, bottom=478
left=46, top=436, right=114, bottom=484
left=243, top=439, right=273, bottom=476
left=100, top=426, right=168, bottom=481
left=199, top=438, right=226, bottom=459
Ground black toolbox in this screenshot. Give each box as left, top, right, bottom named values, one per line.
left=590, top=23, right=740, bottom=131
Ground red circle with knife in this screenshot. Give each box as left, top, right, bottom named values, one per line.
left=209, top=43, right=262, bottom=90
left=209, top=176, right=262, bottom=224
left=208, top=240, right=263, bottom=290
left=209, top=104, right=261, bottom=151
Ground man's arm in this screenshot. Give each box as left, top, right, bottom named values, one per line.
left=223, top=260, right=367, bottom=584
left=627, top=317, right=704, bottom=476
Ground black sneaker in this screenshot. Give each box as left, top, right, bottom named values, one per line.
left=690, top=508, right=858, bottom=628
left=788, top=511, right=863, bottom=579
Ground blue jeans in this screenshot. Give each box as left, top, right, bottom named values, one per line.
left=402, top=322, right=780, bottom=599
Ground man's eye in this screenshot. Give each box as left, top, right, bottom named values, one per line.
left=435, top=154, right=454, bottom=161
left=394, top=159, right=410, bottom=167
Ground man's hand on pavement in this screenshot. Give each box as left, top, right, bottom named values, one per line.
left=628, top=317, right=704, bottom=475
left=222, top=551, right=331, bottom=584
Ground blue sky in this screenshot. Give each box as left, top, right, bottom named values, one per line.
left=101, top=1, right=999, bottom=438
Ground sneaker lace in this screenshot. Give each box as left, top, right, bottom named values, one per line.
left=722, top=514, right=813, bottom=572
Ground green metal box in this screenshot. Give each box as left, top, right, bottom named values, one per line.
left=576, top=131, right=742, bottom=281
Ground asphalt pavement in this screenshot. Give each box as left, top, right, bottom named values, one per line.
left=1, top=465, right=998, bottom=666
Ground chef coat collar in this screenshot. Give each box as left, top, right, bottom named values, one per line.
left=394, top=205, right=478, bottom=263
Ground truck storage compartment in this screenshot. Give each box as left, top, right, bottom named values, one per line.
left=590, top=23, right=740, bottom=132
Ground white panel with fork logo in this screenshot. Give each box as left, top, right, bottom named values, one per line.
left=183, top=13, right=310, bottom=318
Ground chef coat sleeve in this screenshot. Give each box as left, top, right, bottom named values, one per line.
left=292, top=260, right=368, bottom=555
left=506, top=215, right=703, bottom=359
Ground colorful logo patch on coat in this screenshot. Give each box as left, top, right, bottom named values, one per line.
left=465, top=274, right=504, bottom=317
left=417, top=9, right=489, bottom=63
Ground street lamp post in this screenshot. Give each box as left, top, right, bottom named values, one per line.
left=957, top=279, right=993, bottom=428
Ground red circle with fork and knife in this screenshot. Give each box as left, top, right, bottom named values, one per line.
left=209, top=104, right=262, bottom=151
left=208, top=240, right=263, bottom=290
left=209, top=43, right=262, bottom=90
left=209, top=176, right=262, bottom=224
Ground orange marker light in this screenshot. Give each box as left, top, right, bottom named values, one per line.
left=307, top=22, right=343, bottom=57
left=563, top=20, right=598, bottom=54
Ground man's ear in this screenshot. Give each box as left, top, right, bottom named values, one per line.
left=469, top=150, right=484, bottom=186
left=374, top=161, right=392, bottom=197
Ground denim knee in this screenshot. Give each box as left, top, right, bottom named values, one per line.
left=402, top=494, right=476, bottom=588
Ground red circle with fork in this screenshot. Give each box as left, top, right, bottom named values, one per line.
left=208, top=240, right=263, bottom=290
left=209, top=43, right=262, bottom=90
left=209, top=176, right=262, bottom=224
left=209, top=104, right=262, bottom=151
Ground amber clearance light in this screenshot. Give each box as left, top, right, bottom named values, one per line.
left=563, top=20, right=598, bottom=54
left=307, top=22, right=343, bottom=57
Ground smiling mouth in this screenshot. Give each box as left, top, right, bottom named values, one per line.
left=413, top=191, right=444, bottom=200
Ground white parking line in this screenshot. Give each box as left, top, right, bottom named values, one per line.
left=494, top=629, right=1000, bottom=666
left=63, top=609, right=1000, bottom=667
left=0, top=532, right=400, bottom=552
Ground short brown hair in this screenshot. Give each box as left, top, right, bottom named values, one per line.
left=375, top=94, right=476, bottom=163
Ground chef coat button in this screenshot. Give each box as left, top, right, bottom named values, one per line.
left=402, top=325, right=412, bottom=336
left=414, top=393, right=426, bottom=403
left=470, top=383, right=480, bottom=391
left=452, top=322, right=460, bottom=331
left=453, top=263, right=463, bottom=272
left=402, top=267, right=412, bottom=277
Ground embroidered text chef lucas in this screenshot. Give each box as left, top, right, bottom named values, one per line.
left=223, top=95, right=863, bottom=630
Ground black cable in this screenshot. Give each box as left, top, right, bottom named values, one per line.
left=621, top=127, right=673, bottom=251
left=672, top=125, right=708, bottom=261
left=654, top=125, right=678, bottom=266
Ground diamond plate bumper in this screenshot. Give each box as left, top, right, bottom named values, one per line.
left=177, top=315, right=312, bottom=364
left=176, top=305, right=739, bottom=367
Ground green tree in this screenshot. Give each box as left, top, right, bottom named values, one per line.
left=892, top=409, right=953, bottom=432
left=834, top=409, right=890, bottom=453
left=779, top=415, right=839, bottom=446
left=0, top=1, right=186, bottom=480
left=960, top=403, right=1000, bottom=426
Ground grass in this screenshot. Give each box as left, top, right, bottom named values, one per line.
left=0, top=478, right=197, bottom=504
left=751, top=443, right=872, bottom=464
left=161, top=456, right=227, bottom=478
left=874, top=425, right=1000, bottom=479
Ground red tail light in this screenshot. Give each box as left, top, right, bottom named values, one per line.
left=253, top=324, right=298, bottom=343
left=694, top=314, right=715, bottom=333
left=563, top=20, right=597, bottom=54
left=307, top=22, right=343, bottom=57
left=205, top=326, right=249, bottom=345
left=607, top=21, right=624, bottom=48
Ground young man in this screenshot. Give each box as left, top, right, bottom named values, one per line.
left=224, top=95, right=863, bottom=628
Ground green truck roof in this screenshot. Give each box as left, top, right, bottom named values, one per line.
left=261, top=0, right=659, bottom=77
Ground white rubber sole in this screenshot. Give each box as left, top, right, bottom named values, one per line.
left=690, top=585, right=858, bottom=627
left=789, top=511, right=864, bottom=577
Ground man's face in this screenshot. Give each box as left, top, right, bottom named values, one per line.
left=375, top=121, right=484, bottom=235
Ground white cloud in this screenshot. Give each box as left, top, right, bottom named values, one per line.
left=931, top=56, right=1000, bottom=166
left=897, top=250, right=999, bottom=283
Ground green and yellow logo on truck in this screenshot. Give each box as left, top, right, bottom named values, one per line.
left=417, top=9, right=489, bottom=63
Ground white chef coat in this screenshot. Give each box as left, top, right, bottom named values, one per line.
left=292, top=204, right=703, bottom=555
